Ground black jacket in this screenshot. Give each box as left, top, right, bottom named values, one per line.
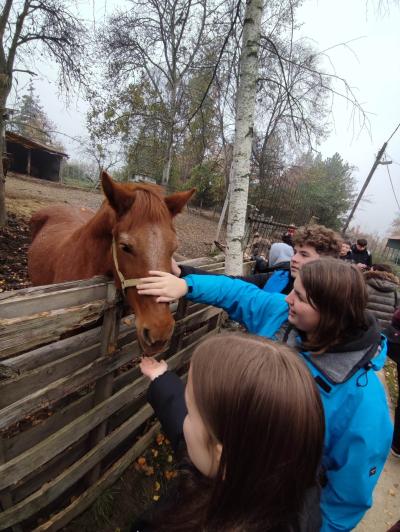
left=350, top=245, right=372, bottom=267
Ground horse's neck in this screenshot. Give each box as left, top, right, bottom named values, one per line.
left=74, top=204, right=114, bottom=275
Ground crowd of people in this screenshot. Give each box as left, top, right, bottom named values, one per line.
left=129, top=224, right=399, bottom=532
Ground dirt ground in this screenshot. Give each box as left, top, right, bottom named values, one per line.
left=1, top=173, right=225, bottom=291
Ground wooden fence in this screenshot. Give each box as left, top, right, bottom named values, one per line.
left=0, top=255, right=252, bottom=531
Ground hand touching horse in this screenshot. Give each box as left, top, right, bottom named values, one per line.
left=28, top=171, right=195, bottom=354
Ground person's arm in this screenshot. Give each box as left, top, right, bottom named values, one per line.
left=137, top=273, right=289, bottom=337
left=320, top=387, right=392, bottom=532
left=140, top=358, right=187, bottom=452
left=184, top=274, right=288, bottom=333
left=176, top=260, right=270, bottom=289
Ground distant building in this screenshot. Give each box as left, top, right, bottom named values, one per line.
left=5, top=130, right=68, bottom=182
left=385, top=235, right=400, bottom=263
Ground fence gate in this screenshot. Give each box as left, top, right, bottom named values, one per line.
left=244, top=214, right=296, bottom=258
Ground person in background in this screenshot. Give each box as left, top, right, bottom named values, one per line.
left=268, top=242, right=294, bottom=267
left=364, top=263, right=400, bottom=329
left=350, top=238, right=372, bottom=270
left=134, top=334, right=325, bottom=532
left=339, top=240, right=352, bottom=261
left=137, top=258, right=392, bottom=532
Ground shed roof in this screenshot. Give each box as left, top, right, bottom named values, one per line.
left=6, top=131, right=68, bottom=157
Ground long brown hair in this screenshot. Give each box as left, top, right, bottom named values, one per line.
left=299, top=258, right=368, bottom=353
left=157, top=333, right=324, bottom=531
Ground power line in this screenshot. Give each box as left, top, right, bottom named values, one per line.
left=386, top=164, right=400, bottom=212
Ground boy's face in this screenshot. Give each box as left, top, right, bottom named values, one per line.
left=290, top=244, right=320, bottom=277
left=340, top=243, right=351, bottom=256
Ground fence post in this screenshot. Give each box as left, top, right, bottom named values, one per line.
left=166, top=299, right=189, bottom=357
left=86, top=282, right=120, bottom=486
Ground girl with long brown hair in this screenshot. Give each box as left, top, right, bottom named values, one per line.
left=137, top=258, right=393, bottom=531
left=136, top=333, right=324, bottom=532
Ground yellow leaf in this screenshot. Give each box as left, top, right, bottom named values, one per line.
left=153, top=495, right=160, bottom=501
left=154, top=481, right=161, bottom=491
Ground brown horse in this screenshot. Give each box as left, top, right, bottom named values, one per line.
left=28, top=171, right=195, bottom=354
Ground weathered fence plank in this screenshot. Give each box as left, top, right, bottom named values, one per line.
left=0, top=300, right=108, bottom=358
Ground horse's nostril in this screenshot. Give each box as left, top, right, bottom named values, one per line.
left=142, top=328, right=152, bottom=346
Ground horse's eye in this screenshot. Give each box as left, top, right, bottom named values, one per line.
left=120, top=243, right=133, bottom=254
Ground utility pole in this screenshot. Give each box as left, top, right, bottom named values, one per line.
left=342, top=141, right=387, bottom=234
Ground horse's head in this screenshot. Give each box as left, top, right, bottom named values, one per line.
left=102, top=171, right=195, bottom=355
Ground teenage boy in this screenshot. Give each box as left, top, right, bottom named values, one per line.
left=350, top=238, right=372, bottom=270
left=339, top=240, right=353, bottom=261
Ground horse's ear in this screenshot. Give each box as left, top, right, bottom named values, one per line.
left=101, top=171, right=134, bottom=216
left=165, top=188, right=196, bottom=217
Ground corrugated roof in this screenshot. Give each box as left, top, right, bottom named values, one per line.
left=6, top=131, right=68, bottom=157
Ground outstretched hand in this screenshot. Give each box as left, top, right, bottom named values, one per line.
left=140, top=357, right=168, bottom=381
left=137, top=271, right=188, bottom=303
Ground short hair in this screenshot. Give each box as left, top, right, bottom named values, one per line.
left=282, top=232, right=293, bottom=246
left=292, top=225, right=342, bottom=258
left=343, top=240, right=352, bottom=247
left=357, top=238, right=368, bottom=247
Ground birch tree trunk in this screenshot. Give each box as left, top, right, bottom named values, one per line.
left=224, top=0, right=263, bottom=275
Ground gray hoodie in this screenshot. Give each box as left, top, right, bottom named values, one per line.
left=268, top=242, right=294, bottom=268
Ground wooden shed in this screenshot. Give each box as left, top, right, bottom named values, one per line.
left=384, top=236, right=400, bottom=263
left=5, top=131, right=68, bottom=182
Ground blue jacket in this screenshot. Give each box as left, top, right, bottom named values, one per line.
left=184, top=274, right=392, bottom=532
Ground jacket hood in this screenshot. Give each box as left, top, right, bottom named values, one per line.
left=282, top=312, right=386, bottom=384
left=310, top=312, right=386, bottom=383
left=364, top=270, right=399, bottom=292
left=268, top=242, right=294, bottom=267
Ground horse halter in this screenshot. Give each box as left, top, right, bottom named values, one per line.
left=111, top=237, right=142, bottom=292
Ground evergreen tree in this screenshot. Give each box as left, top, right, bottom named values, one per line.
left=12, top=82, right=56, bottom=144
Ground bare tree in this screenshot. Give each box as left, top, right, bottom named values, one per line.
left=225, top=0, right=263, bottom=275
left=100, top=0, right=218, bottom=185
left=0, top=0, right=86, bottom=227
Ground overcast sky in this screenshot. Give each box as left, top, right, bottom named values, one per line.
left=10, top=0, right=400, bottom=237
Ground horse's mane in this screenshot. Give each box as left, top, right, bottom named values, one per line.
left=122, top=183, right=170, bottom=223
left=103, top=183, right=170, bottom=223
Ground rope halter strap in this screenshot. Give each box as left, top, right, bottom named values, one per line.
left=112, top=237, right=142, bottom=292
